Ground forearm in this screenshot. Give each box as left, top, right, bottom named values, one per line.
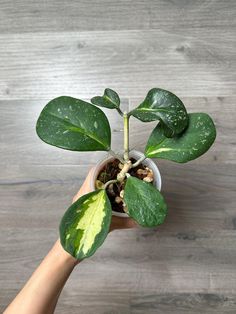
left=4, top=239, right=79, bottom=314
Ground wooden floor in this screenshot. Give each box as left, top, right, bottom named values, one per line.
left=0, top=1, right=236, bottom=313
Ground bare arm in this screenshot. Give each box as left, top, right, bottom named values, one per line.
left=4, top=168, right=136, bottom=314
left=4, top=240, right=78, bottom=314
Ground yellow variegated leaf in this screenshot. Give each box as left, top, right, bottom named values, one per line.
left=60, top=190, right=112, bottom=259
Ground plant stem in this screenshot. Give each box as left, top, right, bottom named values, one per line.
left=103, top=179, right=118, bottom=190
left=131, top=156, right=146, bottom=168
left=123, top=112, right=130, bottom=162
left=117, top=160, right=132, bottom=182
left=116, top=107, right=123, bottom=117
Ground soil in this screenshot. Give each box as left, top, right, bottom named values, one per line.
left=96, top=158, right=154, bottom=213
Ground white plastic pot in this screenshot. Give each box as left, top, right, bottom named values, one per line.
left=89, top=150, right=162, bottom=218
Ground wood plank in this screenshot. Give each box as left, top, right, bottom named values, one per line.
left=0, top=0, right=235, bottom=34
left=1, top=227, right=236, bottom=313
left=1, top=227, right=236, bottom=283
left=2, top=290, right=236, bottom=314
left=0, top=30, right=235, bottom=100
left=56, top=292, right=236, bottom=314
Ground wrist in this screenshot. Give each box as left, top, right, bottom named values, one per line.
left=51, top=239, right=80, bottom=267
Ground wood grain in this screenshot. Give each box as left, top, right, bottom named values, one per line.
left=0, top=0, right=236, bottom=313
left=0, top=29, right=235, bottom=100
left=0, top=0, right=235, bottom=34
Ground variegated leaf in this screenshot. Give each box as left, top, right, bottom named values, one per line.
left=60, top=190, right=112, bottom=259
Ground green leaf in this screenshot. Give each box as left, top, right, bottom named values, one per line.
left=36, top=96, right=111, bottom=151
left=145, top=113, right=216, bottom=163
left=129, top=88, right=188, bottom=137
left=60, top=190, right=112, bottom=259
left=124, top=177, right=167, bottom=227
left=91, top=88, right=120, bottom=109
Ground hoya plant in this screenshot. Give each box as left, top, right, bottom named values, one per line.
left=36, top=88, right=216, bottom=259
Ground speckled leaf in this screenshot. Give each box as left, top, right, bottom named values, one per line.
left=36, top=96, right=111, bottom=151
left=124, top=177, right=167, bottom=227
left=60, top=190, right=112, bottom=259
left=130, top=88, right=188, bottom=137
left=91, top=88, right=120, bottom=109
left=145, top=113, right=216, bottom=162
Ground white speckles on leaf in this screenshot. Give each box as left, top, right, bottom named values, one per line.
left=36, top=96, right=111, bottom=151
left=145, top=113, right=216, bottom=162
left=131, top=88, right=188, bottom=135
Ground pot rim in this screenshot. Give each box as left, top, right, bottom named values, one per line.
left=89, top=150, right=162, bottom=218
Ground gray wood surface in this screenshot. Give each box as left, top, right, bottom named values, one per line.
left=0, top=1, right=236, bottom=313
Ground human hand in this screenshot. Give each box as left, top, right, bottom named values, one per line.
left=72, top=167, right=137, bottom=231
left=4, top=168, right=137, bottom=314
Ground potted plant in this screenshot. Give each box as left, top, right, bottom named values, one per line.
left=36, top=88, right=216, bottom=259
